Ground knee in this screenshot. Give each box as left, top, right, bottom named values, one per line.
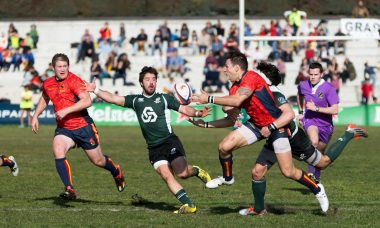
left=218, top=141, right=232, bottom=156
left=252, top=166, right=265, bottom=180
left=91, top=157, right=105, bottom=167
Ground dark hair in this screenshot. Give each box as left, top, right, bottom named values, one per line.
left=256, top=61, right=281, bottom=86
left=139, top=66, right=158, bottom=83
left=309, top=62, right=323, bottom=73
left=225, top=51, right=248, bottom=71
left=52, top=53, right=69, bottom=67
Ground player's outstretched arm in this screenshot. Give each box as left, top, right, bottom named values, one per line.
left=179, top=105, right=211, bottom=118
left=55, top=92, right=92, bottom=120
left=192, top=88, right=251, bottom=107
left=188, top=107, right=239, bottom=128
left=31, top=93, right=50, bottom=134
left=85, top=79, right=125, bottom=106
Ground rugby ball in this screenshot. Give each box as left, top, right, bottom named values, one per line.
left=174, top=83, right=192, bottom=105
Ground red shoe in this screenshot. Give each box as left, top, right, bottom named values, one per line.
left=346, top=124, right=368, bottom=139
left=114, top=165, right=126, bottom=192
left=239, top=207, right=267, bottom=216
left=59, top=188, right=77, bottom=200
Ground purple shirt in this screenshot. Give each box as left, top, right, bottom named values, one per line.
left=298, top=79, right=339, bottom=126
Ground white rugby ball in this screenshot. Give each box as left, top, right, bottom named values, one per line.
left=174, top=83, right=192, bottom=105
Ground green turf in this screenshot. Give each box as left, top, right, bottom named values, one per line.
left=0, top=125, right=379, bottom=227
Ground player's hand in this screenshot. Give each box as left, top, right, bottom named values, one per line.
left=192, top=90, right=209, bottom=104
left=306, top=101, right=316, bottom=111
left=55, top=109, right=68, bottom=121
left=260, top=126, right=271, bottom=138
left=31, top=117, right=39, bottom=134
left=197, top=106, right=211, bottom=117
left=188, top=118, right=205, bottom=128
left=85, top=77, right=97, bottom=92
left=225, top=108, right=241, bottom=122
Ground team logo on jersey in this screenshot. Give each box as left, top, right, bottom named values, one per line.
left=89, top=138, right=95, bottom=145
left=170, top=148, right=177, bottom=155
left=138, top=98, right=144, bottom=102
left=141, top=107, right=157, bottom=123
left=278, top=97, right=287, bottom=104
left=154, top=97, right=161, bottom=104
left=318, top=92, right=324, bottom=99
left=299, top=153, right=306, bottom=160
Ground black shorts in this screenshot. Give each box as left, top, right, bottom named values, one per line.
left=55, top=123, right=99, bottom=150
left=148, top=135, right=186, bottom=168
left=256, top=129, right=316, bottom=168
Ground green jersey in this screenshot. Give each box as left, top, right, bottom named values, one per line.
left=270, top=86, right=298, bottom=137
left=124, top=92, right=181, bottom=148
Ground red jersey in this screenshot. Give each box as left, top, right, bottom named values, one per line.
left=361, top=82, right=373, bottom=98
left=42, top=72, right=92, bottom=130
left=229, top=71, right=281, bottom=128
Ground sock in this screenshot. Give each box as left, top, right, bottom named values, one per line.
left=326, top=131, right=354, bottom=162
left=0, top=155, right=14, bottom=168
left=55, top=158, right=73, bottom=189
left=175, top=189, right=194, bottom=207
left=103, top=155, right=120, bottom=177
left=252, top=178, right=266, bottom=213
left=314, top=169, right=321, bottom=180
left=219, top=155, right=233, bottom=181
left=308, top=164, right=315, bottom=175
left=297, top=171, right=320, bottom=195
left=192, top=166, right=199, bottom=177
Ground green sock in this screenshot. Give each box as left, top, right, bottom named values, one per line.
left=252, top=178, right=266, bottom=213
left=175, top=189, right=194, bottom=207
left=326, top=131, right=354, bottom=162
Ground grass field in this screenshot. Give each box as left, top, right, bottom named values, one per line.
left=0, top=125, right=379, bottom=227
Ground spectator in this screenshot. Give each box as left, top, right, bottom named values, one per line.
left=8, top=31, right=22, bottom=50
left=210, top=35, right=223, bottom=55
left=198, top=29, right=210, bottom=55
left=98, top=38, right=113, bottom=63
left=330, top=73, right=341, bottom=94
left=190, top=30, right=198, bottom=55
left=30, top=24, right=39, bottom=49
left=204, top=21, right=217, bottom=36
left=166, top=41, right=178, bottom=67
left=19, top=85, right=34, bottom=128
left=214, top=19, right=225, bottom=37
left=159, top=20, right=171, bottom=45
left=117, top=22, right=126, bottom=47
left=90, top=58, right=104, bottom=86
left=167, top=51, right=186, bottom=77
left=104, top=51, right=117, bottom=76
left=202, top=62, right=223, bottom=93
left=340, top=58, right=357, bottom=84
left=334, top=29, right=346, bottom=55
left=250, top=46, right=265, bottom=62
left=295, top=57, right=310, bottom=84
left=8, top=23, right=17, bottom=36
left=0, top=33, right=8, bottom=51
left=152, top=29, right=163, bottom=55
left=133, top=28, right=149, bottom=56
left=113, top=53, right=132, bottom=86
left=305, top=43, right=315, bottom=62
left=162, top=76, right=176, bottom=95
left=225, top=35, right=238, bottom=52
left=77, top=35, right=95, bottom=63
left=11, top=48, right=22, bottom=71
left=364, top=61, right=378, bottom=100
left=361, top=78, right=373, bottom=104
left=284, top=7, right=307, bottom=36
left=153, top=50, right=167, bottom=77
left=99, top=22, right=112, bottom=44
left=179, top=23, right=190, bottom=47
left=277, top=58, right=286, bottom=85
left=23, top=49, right=34, bottom=69
left=42, top=63, right=55, bottom=81
left=352, top=0, right=370, bottom=18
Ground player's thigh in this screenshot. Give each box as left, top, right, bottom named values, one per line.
left=52, top=135, right=75, bottom=159
left=306, top=125, right=320, bottom=146
left=220, top=123, right=260, bottom=152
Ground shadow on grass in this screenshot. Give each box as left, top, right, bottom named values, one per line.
left=35, top=196, right=125, bottom=208
left=130, top=194, right=177, bottom=212
left=284, top=187, right=312, bottom=195
left=209, top=206, right=245, bottom=215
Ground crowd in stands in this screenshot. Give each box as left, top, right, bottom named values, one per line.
left=0, top=0, right=377, bottom=106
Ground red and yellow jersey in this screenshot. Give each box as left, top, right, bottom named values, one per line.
left=42, top=72, right=93, bottom=130
left=229, top=71, right=282, bottom=128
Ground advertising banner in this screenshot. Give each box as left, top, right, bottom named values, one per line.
left=340, top=18, right=380, bottom=38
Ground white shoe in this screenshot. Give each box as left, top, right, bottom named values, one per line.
left=315, top=183, right=329, bottom=212
left=8, top=156, right=19, bottom=176
left=206, top=176, right=234, bottom=189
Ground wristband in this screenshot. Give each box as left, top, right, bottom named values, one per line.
left=204, top=122, right=209, bottom=128
left=298, top=110, right=304, bottom=114
left=195, top=111, right=199, bottom=117
left=208, top=96, right=215, bottom=103
left=268, top=122, right=278, bottom=133
left=315, top=106, right=320, bottom=112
